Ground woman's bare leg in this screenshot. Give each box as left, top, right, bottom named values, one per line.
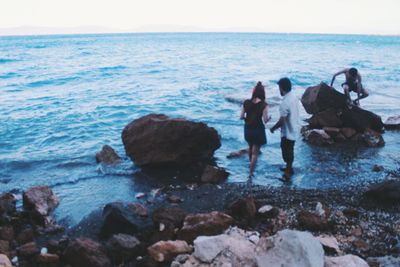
left=249, top=145, right=260, bottom=176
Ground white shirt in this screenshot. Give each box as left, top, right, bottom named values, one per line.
left=279, top=90, right=300, bottom=141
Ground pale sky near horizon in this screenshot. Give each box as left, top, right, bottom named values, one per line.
left=1, top=0, right=400, bottom=34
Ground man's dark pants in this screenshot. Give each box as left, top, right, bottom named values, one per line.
left=280, top=137, right=295, bottom=168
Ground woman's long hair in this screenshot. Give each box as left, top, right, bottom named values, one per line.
left=251, top=81, right=265, bottom=101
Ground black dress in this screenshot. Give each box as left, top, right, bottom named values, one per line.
left=243, top=100, right=267, bottom=146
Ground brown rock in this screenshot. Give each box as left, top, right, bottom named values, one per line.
left=200, top=165, right=229, bottom=183
left=308, top=109, right=343, bottom=128
left=229, top=197, right=257, bottom=223
left=297, top=210, right=329, bottom=231
left=37, top=253, right=60, bottom=263
left=323, top=127, right=341, bottom=138
left=167, top=195, right=183, bottom=204
left=0, top=193, right=16, bottom=216
left=18, top=241, right=39, bottom=258
left=16, top=227, right=35, bottom=245
left=353, top=239, right=369, bottom=251
left=23, top=186, right=59, bottom=221
left=106, top=234, right=140, bottom=264
left=351, top=227, right=363, bottom=237
left=121, top=114, right=221, bottom=167
left=0, top=240, right=9, bottom=255
left=147, top=240, right=192, bottom=262
left=340, top=128, right=357, bottom=139
left=301, top=83, right=347, bottom=115
left=152, top=207, right=187, bottom=228
left=128, top=203, right=148, bottom=217
left=63, top=238, right=111, bottom=267
left=0, top=227, right=14, bottom=242
left=95, top=145, right=121, bottom=165
left=177, top=211, right=234, bottom=243
left=333, top=133, right=347, bottom=142
left=342, top=208, right=359, bottom=218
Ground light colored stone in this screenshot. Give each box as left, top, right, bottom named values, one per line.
left=148, top=240, right=192, bottom=262
left=317, top=235, right=341, bottom=254
left=258, top=205, right=273, bottom=213
left=256, top=229, right=324, bottom=267
left=0, top=254, right=12, bottom=267
left=324, top=255, right=369, bottom=267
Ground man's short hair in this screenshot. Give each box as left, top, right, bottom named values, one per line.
left=349, top=68, right=358, bottom=77
left=277, top=77, right=292, bottom=92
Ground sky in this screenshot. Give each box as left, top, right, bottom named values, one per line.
left=1, top=0, right=399, bottom=35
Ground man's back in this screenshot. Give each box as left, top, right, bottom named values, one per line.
left=279, top=91, right=300, bottom=141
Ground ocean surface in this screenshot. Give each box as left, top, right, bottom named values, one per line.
left=1, top=33, right=399, bottom=224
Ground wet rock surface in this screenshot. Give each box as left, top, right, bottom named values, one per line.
left=95, top=145, right=121, bottom=165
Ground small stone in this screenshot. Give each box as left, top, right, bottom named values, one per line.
left=353, top=239, right=369, bottom=251
left=135, top=193, right=146, bottom=199
left=37, top=253, right=59, bottom=263
left=351, top=228, right=363, bottom=237
left=128, top=203, right=148, bottom=217
left=18, top=242, right=39, bottom=258
left=168, top=195, right=183, bottom=204
left=372, top=165, right=384, bottom=172
left=317, top=235, right=341, bottom=254
left=95, top=145, right=121, bottom=165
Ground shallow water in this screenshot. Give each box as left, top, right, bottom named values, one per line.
left=1, top=33, right=399, bottom=224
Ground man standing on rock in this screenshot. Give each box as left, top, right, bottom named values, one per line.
left=270, top=78, right=300, bottom=181
left=330, top=67, right=369, bottom=106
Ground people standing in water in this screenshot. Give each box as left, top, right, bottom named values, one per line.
left=240, top=81, right=270, bottom=177
left=270, top=78, right=300, bottom=181
left=330, top=67, right=369, bottom=106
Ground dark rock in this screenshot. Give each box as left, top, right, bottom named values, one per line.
left=128, top=203, right=149, bottom=217
left=372, top=165, right=384, bottom=172
left=384, top=115, right=400, bottom=130
left=340, top=127, right=357, bottom=139
left=0, top=240, right=10, bottom=256
left=95, top=145, right=121, bottom=165
left=106, top=233, right=141, bottom=264
left=36, top=253, right=60, bottom=264
left=257, top=205, right=280, bottom=219
left=307, top=109, right=343, bottom=128
left=0, top=193, right=16, bottom=216
left=333, top=133, right=347, bottom=142
left=323, top=127, right=340, bottom=138
left=297, top=210, right=329, bottom=231
left=342, top=208, right=360, bottom=218
left=301, top=82, right=347, bottom=114
left=0, top=226, right=14, bottom=241
left=303, top=129, right=334, bottom=146
left=152, top=207, right=187, bottom=229
left=16, top=227, right=35, bottom=245
left=17, top=242, right=39, bottom=259
left=167, top=195, right=183, bottom=204
left=364, top=180, right=400, bottom=205
left=362, top=129, right=385, bottom=147
left=23, top=186, right=59, bottom=225
left=200, top=165, right=229, bottom=183
left=177, top=211, right=234, bottom=243
left=341, top=106, right=384, bottom=133
left=121, top=114, right=221, bottom=167
left=228, top=197, right=257, bottom=225
left=101, top=202, right=149, bottom=238
left=226, top=149, right=248, bottom=159
left=147, top=240, right=192, bottom=262
left=63, top=238, right=111, bottom=267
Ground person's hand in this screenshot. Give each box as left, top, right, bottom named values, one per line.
left=270, top=128, right=274, bottom=134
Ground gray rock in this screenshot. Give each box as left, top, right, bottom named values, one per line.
left=324, top=255, right=369, bottom=267
left=368, top=256, right=400, bottom=267
left=384, top=115, right=400, bottom=130
left=255, top=229, right=324, bottom=267
left=95, top=145, right=121, bottom=165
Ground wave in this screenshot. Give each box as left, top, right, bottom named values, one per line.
left=0, top=58, right=18, bottom=64
left=25, top=76, right=78, bottom=88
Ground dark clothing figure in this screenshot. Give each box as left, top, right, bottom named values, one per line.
left=243, top=100, right=267, bottom=146
left=280, top=137, right=295, bottom=168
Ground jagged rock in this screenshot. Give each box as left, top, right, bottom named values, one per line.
left=95, top=145, right=121, bottom=165
left=106, top=234, right=141, bottom=264
left=192, top=227, right=257, bottom=265
left=384, top=115, right=400, bottom=130
left=0, top=254, right=12, bottom=267
left=372, top=165, right=384, bottom=172
left=308, top=109, right=343, bottom=128
left=200, top=165, right=229, bottom=183
left=63, top=238, right=111, bottom=267
left=301, top=82, right=347, bottom=114
left=177, top=211, right=234, bottom=243
left=255, top=229, right=324, bottom=267
left=297, top=210, right=329, bottom=231
left=122, top=114, right=221, bottom=167
left=362, top=129, right=385, bottom=147
left=23, top=186, right=59, bottom=224
left=147, top=240, right=192, bottom=262
left=152, top=207, right=187, bottom=228
left=341, top=106, right=384, bottom=133
left=364, top=180, right=400, bottom=205
left=325, top=255, right=369, bottom=267
left=303, top=129, right=334, bottom=146
left=101, top=202, right=150, bottom=238
left=0, top=193, right=16, bottom=216
left=228, top=197, right=257, bottom=224
left=317, top=235, right=341, bottom=254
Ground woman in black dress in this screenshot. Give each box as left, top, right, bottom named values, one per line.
left=240, top=81, right=270, bottom=176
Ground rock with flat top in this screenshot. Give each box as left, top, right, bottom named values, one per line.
left=255, top=229, right=324, bottom=267
left=200, top=165, right=229, bottom=183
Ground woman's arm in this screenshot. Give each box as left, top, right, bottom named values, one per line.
left=240, top=105, right=245, bottom=120
left=262, top=106, right=270, bottom=124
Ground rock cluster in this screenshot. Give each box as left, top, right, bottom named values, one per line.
left=301, top=82, right=385, bottom=147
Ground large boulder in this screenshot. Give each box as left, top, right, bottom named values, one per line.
left=101, top=202, right=150, bottom=238
left=384, top=115, right=400, bottom=130
left=23, top=186, right=59, bottom=224
left=255, top=229, right=324, bottom=267
left=301, top=83, right=347, bottom=115
left=325, top=255, right=369, bottom=267
left=0, top=193, right=16, bottom=217
left=177, top=211, right=234, bottom=243
left=106, top=233, right=141, bottom=264
left=307, top=109, right=343, bottom=129
left=0, top=254, right=11, bottom=267
left=63, top=238, right=111, bottom=267
left=121, top=114, right=221, bottom=167
left=200, top=165, right=229, bottom=184
left=364, top=180, right=400, bottom=205
left=341, top=106, right=384, bottom=133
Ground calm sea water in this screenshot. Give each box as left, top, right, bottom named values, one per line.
left=1, top=33, right=400, bottom=224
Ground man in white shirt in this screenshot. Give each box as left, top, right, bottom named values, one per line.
left=270, top=77, right=300, bottom=181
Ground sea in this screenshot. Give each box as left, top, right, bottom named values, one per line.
left=1, top=33, right=399, bottom=224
